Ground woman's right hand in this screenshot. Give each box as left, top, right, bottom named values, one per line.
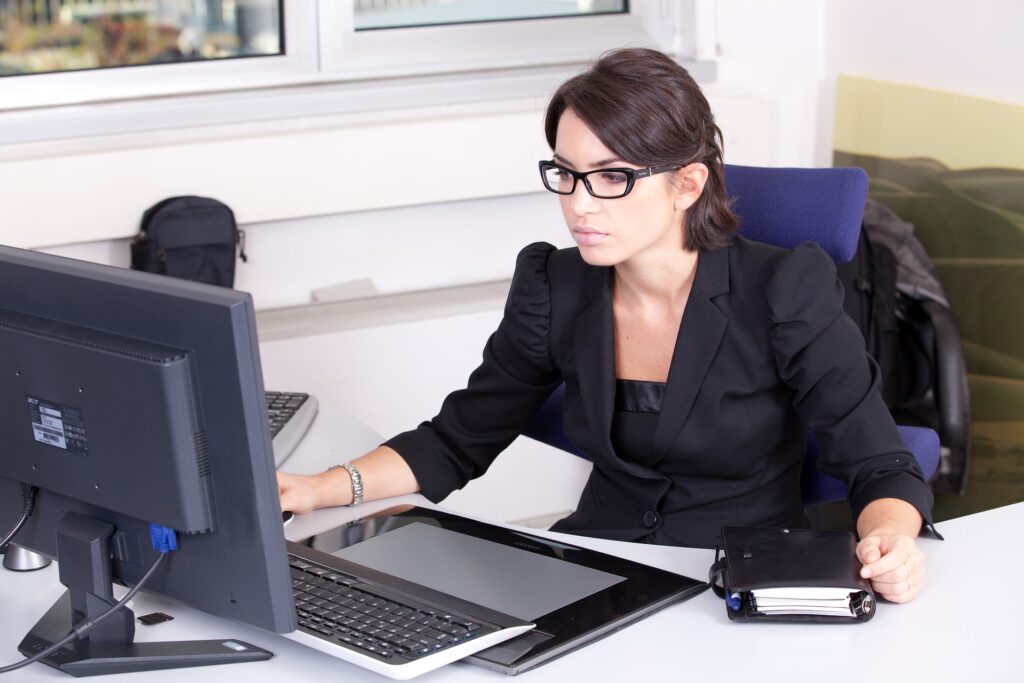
left=277, top=470, right=336, bottom=514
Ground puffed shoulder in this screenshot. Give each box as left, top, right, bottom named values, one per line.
left=765, top=241, right=844, bottom=327
left=499, top=242, right=557, bottom=369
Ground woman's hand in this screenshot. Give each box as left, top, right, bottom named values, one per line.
left=856, top=532, right=925, bottom=603
left=277, top=471, right=336, bottom=514
left=855, top=498, right=926, bottom=603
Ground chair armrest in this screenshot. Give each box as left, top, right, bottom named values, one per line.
left=918, top=299, right=971, bottom=493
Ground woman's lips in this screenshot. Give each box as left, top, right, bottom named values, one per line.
left=573, top=227, right=607, bottom=246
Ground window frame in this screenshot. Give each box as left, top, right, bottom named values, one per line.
left=0, top=0, right=316, bottom=111
left=0, top=0, right=705, bottom=143
left=318, top=0, right=687, bottom=80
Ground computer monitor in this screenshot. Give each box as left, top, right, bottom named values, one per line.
left=0, top=244, right=295, bottom=676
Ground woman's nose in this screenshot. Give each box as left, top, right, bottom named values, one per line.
left=569, top=181, right=599, bottom=215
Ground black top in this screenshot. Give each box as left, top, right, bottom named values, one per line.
left=611, top=380, right=665, bottom=468
left=386, top=238, right=934, bottom=548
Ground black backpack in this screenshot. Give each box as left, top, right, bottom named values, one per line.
left=837, top=229, right=936, bottom=409
left=836, top=221, right=971, bottom=494
left=130, top=196, right=246, bottom=288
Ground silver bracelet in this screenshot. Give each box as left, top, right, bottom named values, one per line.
left=329, top=462, right=363, bottom=506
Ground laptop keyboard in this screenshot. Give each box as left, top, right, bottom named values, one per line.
left=289, top=556, right=490, bottom=663
left=266, top=391, right=318, bottom=466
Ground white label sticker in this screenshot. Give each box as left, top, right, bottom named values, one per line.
left=27, top=397, right=88, bottom=455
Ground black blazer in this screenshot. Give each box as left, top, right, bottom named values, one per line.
left=387, top=238, right=933, bottom=548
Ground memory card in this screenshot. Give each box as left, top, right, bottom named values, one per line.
left=137, top=612, right=174, bottom=626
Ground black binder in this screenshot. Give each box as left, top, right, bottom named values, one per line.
left=709, top=526, right=876, bottom=623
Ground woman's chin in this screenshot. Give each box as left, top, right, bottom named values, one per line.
left=575, top=244, right=621, bottom=267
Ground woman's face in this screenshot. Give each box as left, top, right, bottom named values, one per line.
left=553, top=108, right=694, bottom=268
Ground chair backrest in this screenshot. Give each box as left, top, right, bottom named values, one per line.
left=724, top=164, right=868, bottom=262
left=523, top=164, right=938, bottom=508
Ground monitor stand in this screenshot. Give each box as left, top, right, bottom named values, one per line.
left=18, top=513, right=272, bottom=677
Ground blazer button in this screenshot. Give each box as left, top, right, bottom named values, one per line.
left=642, top=511, right=659, bottom=528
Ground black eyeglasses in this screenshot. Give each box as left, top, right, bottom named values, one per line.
left=538, top=160, right=679, bottom=199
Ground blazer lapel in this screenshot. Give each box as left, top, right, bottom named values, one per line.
left=650, top=246, right=731, bottom=462
left=573, top=266, right=616, bottom=453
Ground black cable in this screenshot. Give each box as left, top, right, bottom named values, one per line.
left=0, top=513, right=28, bottom=554
left=0, top=484, right=37, bottom=554
left=0, top=550, right=168, bottom=675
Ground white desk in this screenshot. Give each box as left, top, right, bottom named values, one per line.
left=3, top=326, right=1019, bottom=682
left=2, top=500, right=1021, bottom=683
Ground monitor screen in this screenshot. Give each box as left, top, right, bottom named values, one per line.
left=0, top=244, right=294, bottom=675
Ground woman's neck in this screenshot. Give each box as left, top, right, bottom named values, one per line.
left=612, top=248, right=699, bottom=313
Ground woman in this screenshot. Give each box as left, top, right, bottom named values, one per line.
left=279, top=48, right=932, bottom=603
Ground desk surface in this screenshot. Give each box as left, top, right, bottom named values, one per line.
left=2, top=499, right=1020, bottom=683
left=2, top=330, right=1017, bottom=682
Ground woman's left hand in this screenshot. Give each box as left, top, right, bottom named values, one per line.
left=856, top=532, right=925, bottom=603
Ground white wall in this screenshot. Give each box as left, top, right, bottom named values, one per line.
left=820, top=0, right=1024, bottom=163
left=709, top=0, right=827, bottom=166
left=825, top=0, right=1024, bottom=106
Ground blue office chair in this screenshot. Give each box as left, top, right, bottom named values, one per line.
left=523, top=164, right=940, bottom=508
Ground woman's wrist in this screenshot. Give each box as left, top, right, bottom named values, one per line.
left=316, top=467, right=355, bottom=507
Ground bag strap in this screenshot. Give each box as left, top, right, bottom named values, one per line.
left=709, top=546, right=727, bottom=599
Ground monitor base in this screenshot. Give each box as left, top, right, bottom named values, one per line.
left=19, top=592, right=272, bottom=677
left=3, top=544, right=52, bottom=572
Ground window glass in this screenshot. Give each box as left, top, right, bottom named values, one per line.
left=0, top=0, right=283, bottom=77
left=354, top=0, right=627, bottom=31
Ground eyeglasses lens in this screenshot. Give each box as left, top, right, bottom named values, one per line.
left=588, top=171, right=631, bottom=198
left=542, top=165, right=574, bottom=194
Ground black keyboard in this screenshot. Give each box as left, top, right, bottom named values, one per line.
left=289, top=556, right=490, bottom=663
left=266, top=391, right=318, bottom=466
left=266, top=391, right=312, bottom=437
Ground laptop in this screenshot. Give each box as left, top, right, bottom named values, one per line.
left=285, top=505, right=706, bottom=677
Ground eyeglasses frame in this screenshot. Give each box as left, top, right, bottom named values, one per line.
left=538, top=160, right=680, bottom=199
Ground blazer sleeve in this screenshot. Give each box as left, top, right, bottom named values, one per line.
left=766, top=242, right=934, bottom=525
left=384, top=242, right=563, bottom=502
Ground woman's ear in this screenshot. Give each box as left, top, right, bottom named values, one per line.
left=673, top=163, right=709, bottom=212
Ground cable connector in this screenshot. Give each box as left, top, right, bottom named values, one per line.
left=148, top=523, right=177, bottom=553
left=19, top=483, right=37, bottom=516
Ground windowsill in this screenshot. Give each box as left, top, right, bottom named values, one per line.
left=0, top=58, right=717, bottom=148
left=255, top=278, right=512, bottom=342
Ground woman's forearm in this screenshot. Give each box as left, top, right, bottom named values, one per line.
left=279, top=445, right=420, bottom=513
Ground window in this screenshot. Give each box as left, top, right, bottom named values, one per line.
left=0, top=1, right=702, bottom=127
left=354, top=0, right=628, bottom=31
left=317, top=0, right=681, bottom=80
left=0, top=0, right=283, bottom=77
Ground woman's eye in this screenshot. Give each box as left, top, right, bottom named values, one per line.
left=601, top=172, right=628, bottom=184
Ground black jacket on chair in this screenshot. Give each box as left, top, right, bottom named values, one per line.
left=386, top=238, right=933, bottom=549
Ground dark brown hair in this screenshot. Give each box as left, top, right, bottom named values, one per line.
left=545, top=48, right=738, bottom=251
